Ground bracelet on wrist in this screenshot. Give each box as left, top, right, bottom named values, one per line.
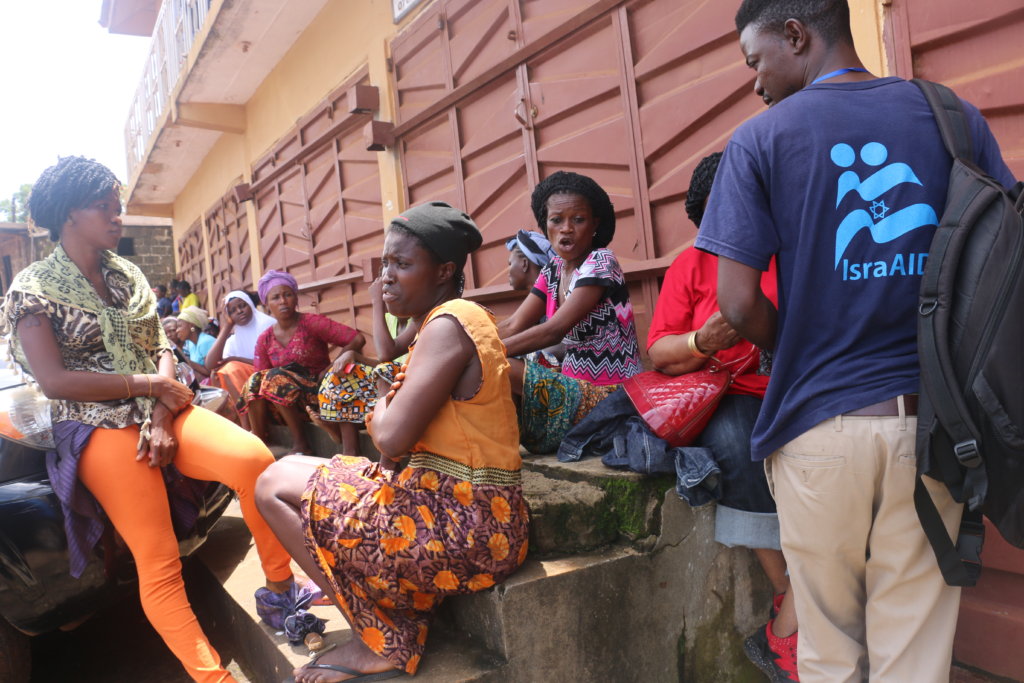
left=688, top=331, right=710, bottom=359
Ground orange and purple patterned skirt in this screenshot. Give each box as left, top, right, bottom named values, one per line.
left=300, top=453, right=529, bottom=674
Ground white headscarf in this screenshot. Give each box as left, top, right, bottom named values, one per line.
left=223, top=290, right=275, bottom=359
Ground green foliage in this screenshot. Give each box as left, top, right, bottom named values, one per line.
left=0, top=184, right=32, bottom=223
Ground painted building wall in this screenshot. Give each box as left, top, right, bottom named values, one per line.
left=166, top=0, right=888, bottom=312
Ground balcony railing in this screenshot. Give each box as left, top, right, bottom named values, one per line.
left=124, top=0, right=211, bottom=180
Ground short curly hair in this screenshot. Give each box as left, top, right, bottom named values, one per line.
left=530, top=171, right=616, bottom=249
left=735, top=0, right=853, bottom=44
left=28, top=156, right=121, bottom=241
left=685, top=152, right=723, bottom=228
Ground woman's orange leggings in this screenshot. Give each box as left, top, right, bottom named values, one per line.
left=77, top=405, right=293, bottom=683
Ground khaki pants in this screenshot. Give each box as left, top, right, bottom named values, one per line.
left=766, top=406, right=962, bottom=682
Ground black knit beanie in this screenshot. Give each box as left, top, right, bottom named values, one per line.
left=389, top=201, right=483, bottom=268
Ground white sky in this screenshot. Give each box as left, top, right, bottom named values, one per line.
left=0, top=1, right=151, bottom=203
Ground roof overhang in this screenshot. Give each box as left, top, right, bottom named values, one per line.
left=99, top=0, right=161, bottom=36
left=126, top=0, right=330, bottom=214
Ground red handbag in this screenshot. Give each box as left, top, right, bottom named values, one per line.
left=623, top=347, right=758, bottom=447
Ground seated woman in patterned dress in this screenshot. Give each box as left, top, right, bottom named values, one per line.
left=500, top=171, right=642, bottom=386
left=256, top=202, right=529, bottom=682
left=238, top=270, right=365, bottom=455
left=310, top=276, right=412, bottom=457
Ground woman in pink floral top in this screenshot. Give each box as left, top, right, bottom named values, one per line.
left=239, top=270, right=364, bottom=454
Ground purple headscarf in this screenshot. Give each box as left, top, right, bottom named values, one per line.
left=257, top=269, right=298, bottom=305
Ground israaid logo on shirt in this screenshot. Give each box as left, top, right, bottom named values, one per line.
left=830, top=142, right=937, bottom=280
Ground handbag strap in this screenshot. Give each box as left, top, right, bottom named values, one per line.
left=708, top=344, right=760, bottom=380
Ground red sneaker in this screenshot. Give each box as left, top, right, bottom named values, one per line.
left=771, top=592, right=785, bottom=619
left=743, top=619, right=799, bottom=682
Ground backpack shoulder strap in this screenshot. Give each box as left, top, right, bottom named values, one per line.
left=915, top=477, right=984, bottom=586
left=911, top=78, right=974, bottom=162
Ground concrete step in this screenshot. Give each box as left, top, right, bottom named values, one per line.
left=520, top=452, right=676, bottom=554
left=250, top=425, right=772, bottom=681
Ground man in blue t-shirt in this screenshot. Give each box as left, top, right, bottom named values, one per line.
left=695, top=1, right=1015, bottom=680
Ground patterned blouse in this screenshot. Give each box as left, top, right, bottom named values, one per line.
left=4, top=265, right=171, bottom=428
left=253, top=312, right=358, bottom=375
left=530, top=247, right=641, bottom=385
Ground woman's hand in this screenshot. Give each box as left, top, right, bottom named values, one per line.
left=694, top=312, right=742, bottom=354
left=138, top=403, right=178, bottom=468
left=331, top=349, right=357, bottom=374
left=384, top=368, right=406, bottom=404
left=150, top=374, right=194, bottom=413
left=220, top=311, right=236, bottom=334
left=369, top=276, right=384, bottom=304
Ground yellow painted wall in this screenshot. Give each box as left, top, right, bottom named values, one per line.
left=849, top=0, right=887, bottom=76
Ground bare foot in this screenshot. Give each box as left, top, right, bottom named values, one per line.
left=293, top=637, right=398, bottom=683
left=306, top=406, right=342, bottom=445
left=305, top=405, right=328, bottom=429
left=290, top=438, right=314, bottom=456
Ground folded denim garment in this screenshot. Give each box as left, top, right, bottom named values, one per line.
left=557, top=389, right=722, bottom=506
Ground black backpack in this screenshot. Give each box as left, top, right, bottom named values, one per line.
left=913, top=79, right=1024, bottom=587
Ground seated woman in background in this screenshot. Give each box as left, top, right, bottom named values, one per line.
left=505, top=228, right=554, bottom=291
left=175, top=279, right=199, bottom=313
left=176, top=305, right=215, bottom=381
left=2, top=156, right=296, bottom=683
left=312, top=275, right=412, bottom=456
left=239, top=270, right=365, bottom=455
left=205, top=290, right=275, bottom=428
left=500, top=171, right=641, bottom=386
left=646, top=152, right=797, bottom=679
left=256, top=201, right=529, bottom=682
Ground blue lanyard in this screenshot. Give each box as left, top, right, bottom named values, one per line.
left=811, top=67, right=869, bottom=85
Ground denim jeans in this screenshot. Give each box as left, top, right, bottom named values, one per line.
left=696, top=394, right=780, bottom=549
left=557, top=389, right=721, bottom=506
left=557, top=390, right=780, bottom=548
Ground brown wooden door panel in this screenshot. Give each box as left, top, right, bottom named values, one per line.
left=205, top=205, right=232, bottom=307
left=254, top=185, right=287, bottom=273
left=303, top=144, right=347, bottom=284
left=527, top=16, right=643, bottom=263
left=256, top=169, right=313, bottom=281
left=446, top=0, right=519, bottom=88
left=314, top=282, right=359, bottom=326
left=456, top=73, right=535, bottom=290
left=228, top=196, right=253, bottom=293
left=519, top=0, right=606, bottom=45
left=338, top=127, right=386, bottom=245
left=391, top=6, right=450, bottom=125
left=205, top=194, right=252, bottom=307
left=177, top=219, right=207, bottom=308
left=905, top=1, right=1024, bottom=178
left=628, top=0, right=762, bottom=256
left=402, top=113, right=461, bottom=207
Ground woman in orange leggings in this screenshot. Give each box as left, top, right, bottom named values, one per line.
left=78, top=409, right=292, bottom=681
left=1, top=157, right=295, bottom=683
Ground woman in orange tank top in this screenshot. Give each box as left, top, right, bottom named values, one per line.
left=257, top=202, right=529, bottom=682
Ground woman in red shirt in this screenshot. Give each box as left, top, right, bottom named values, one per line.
left=239, top=270, right=364, bottom=455
left=647, top=153, right=798, bottom=681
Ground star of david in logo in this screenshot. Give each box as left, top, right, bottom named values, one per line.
left=869, top=200, right=890, bottom=220
left=829, top=141, right=938, bottom=268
